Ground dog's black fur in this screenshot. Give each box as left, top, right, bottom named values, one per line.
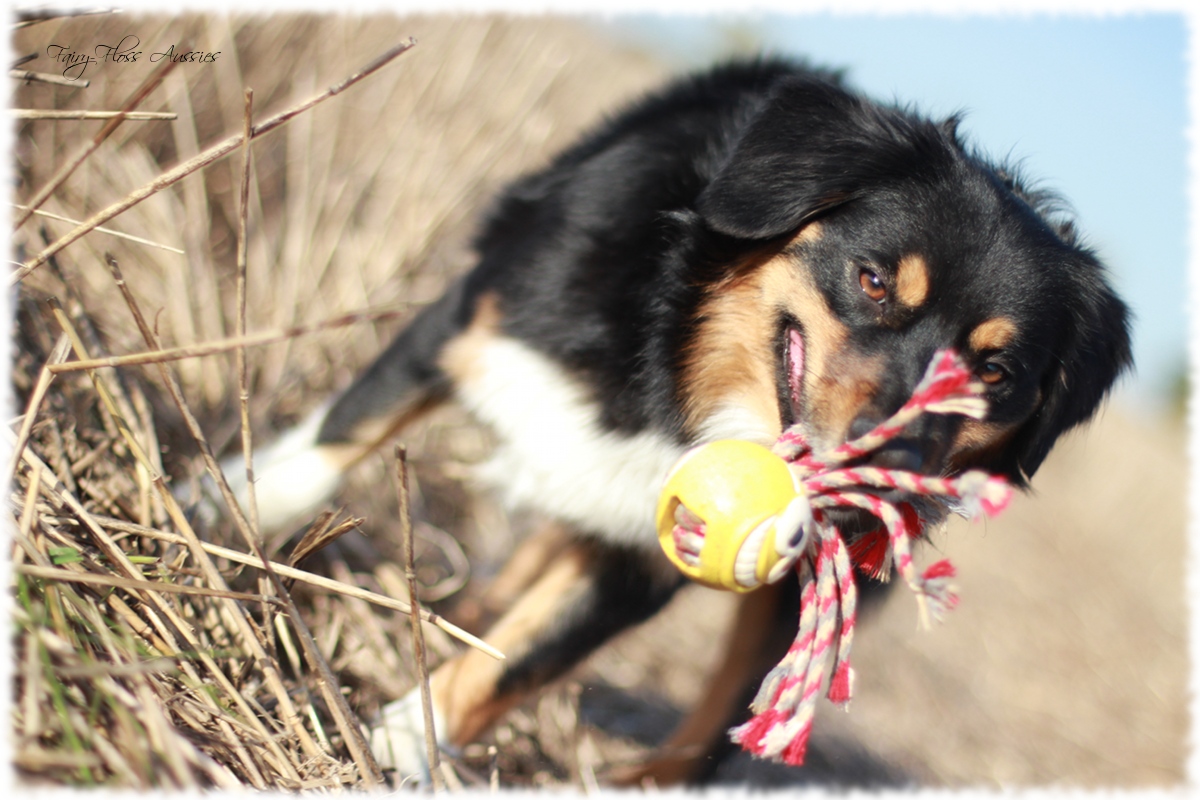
left=240, top=59, right=1132, bottom=784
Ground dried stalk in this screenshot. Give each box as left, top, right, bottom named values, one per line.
left=47, top=302, right=419, bottom=374
left=13, top=7, right=118, bottom=29
left=12, top=38, right=417, bottom=285
left=15, top=57, right=180, bottom=230
left=6, top=334, right=71, bottom=486
left=17, top=563, right=288, bottom=605
left=397, top=445, right=445, bottom=791
left=11, top=110, right=178, bottom=120
left=236, top=88, right=259, bottom=537
left=9, top=69, right=89, bottom=88
left=11, top=205, right=184, bottom=254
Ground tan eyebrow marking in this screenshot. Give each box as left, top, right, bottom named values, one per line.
left=894, top=254, right=930, bottom=308
left=780, top=220, right=824, bottom=258
left=969, top=317, right=1018, bottom=352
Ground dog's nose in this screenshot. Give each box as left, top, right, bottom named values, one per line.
left=845, top=413, right=947, bottom=473
left=863, top=439, right=924, bottom=472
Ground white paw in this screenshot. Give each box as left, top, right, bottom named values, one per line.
left=369, top=686, right=448, bottom=785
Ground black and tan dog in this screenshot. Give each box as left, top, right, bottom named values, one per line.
left=219, top=59, right=1131, bottom=783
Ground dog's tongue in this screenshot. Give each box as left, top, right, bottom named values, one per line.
left=789, top=327, right=805, bottom=413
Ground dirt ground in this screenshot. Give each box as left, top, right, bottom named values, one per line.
left=11, top=12, right=1189, bottom=790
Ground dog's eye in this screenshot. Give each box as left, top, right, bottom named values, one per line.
left=978, top=361, right=1008, bottom=385
left=858, top=268, right=887, bottom=303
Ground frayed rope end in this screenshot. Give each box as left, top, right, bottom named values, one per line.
left=826, top=662, right=854, bottom=706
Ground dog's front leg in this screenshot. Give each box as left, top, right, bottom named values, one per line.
left=370, top=534, right=684, bottom=783
left=606, top=582, right=790, bottom=787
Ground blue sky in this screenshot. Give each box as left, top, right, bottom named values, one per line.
left=598, top=13, right=1189, bottom=418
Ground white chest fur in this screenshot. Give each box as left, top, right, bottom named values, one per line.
left=452, top=337, right=689, bottom=551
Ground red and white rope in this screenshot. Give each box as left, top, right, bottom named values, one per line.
left=730, top=349, right=1013, bottom=766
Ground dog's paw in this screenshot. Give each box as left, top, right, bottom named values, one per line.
left=369, top=687, right=448, bottom=785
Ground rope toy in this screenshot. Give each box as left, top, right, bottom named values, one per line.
left=655, top=349, right=1013, bottom=766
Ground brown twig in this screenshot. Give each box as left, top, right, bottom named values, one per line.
left=11, top=110, right=178, bottom=120
left=16, top=564, right=288, bottom=605
left=9, top=69, right=89, bottom=88
left=236, top=88, right=258, bottom=537
left=13, top=7, right=118, bottom=29
left=12, top=38, right=417, bottom=285
left=14, top=57, right=180, bottom=230
left=47, top=302, right=419, bottom=374
left=397, top=445, right=445, bottom=791
left=13, top=205, right=184, bottom=253
left=269, top=559, right=386, bottom=782
left=286, top=512, right=359, bottom=573
left=6, top=334, right=71, bottom=486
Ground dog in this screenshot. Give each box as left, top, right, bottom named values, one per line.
left=217, top=58, right=1131, bottom=784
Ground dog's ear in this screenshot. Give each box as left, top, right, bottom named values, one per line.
left=1003, top=266, right=1132, bottom=482
left=696, top=78, right=953, bottom=240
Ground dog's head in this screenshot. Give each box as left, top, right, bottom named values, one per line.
left=680, top=74, right=1131, bottom=494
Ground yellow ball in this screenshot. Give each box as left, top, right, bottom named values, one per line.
left=656, top=440, right=802, bottom=592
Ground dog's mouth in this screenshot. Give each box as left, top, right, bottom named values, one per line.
left=776, top=319, right=805, bottom=430
left=773, top=317, right=949, bottom=546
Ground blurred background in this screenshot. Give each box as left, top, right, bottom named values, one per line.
left=9, top=7, right=1189, bottom=790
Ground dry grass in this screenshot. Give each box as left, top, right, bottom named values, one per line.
left=10, top=13, right=663, bottom=790
left=8, top=11, right=1188, bottom=792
